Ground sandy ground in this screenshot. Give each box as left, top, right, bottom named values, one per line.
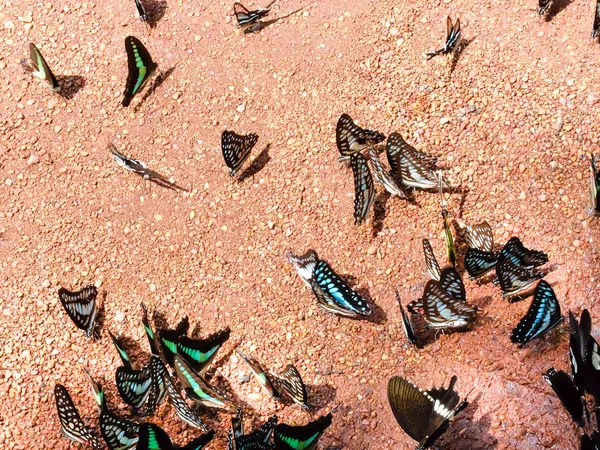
left=1, top=0, right=600, bottom=448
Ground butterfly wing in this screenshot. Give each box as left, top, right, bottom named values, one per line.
left=116, top=366, right=153, bottom=409
left=273, top=413, right=333, bottom=450
left=350, top=153, right=375, bottom=225
left=438, top=267, right=466, bottom=302
left=368, top=148, right=408, bottom=198
left=336, top=114, right=384, bottom=157
left=386, top=133, right=437, bottom=182
left=136, top=423, right=173, bottom=450
left=500, top=237, right=548, bottom=268
left=591, top=155, right=600, bottom=216
left=594, top=1, right=600, bottom=38
left=142, top=356, right=168, bottom=415
left=396, top=291, right=417, bottom=345
left=274, top=364, right=309, bottom=409
left=442, top=208, right=456, bottom=268
left=464, top=221, right=494, bottom=252
left=236, top=349, right=280, bottom=397
left=233, top=2, right=256, bottom=26
left=108, top=331, right=133, bottom=369
left=445, top=17, right=461, bottom=53
left=464, top=248, right=498, bottom=279
left=177, top=327, right=231, bottom=374
left=420, top=280, right=477, bottom=329
left=496, top=255, right=543, bottom=298
left=287, top=250, right=319, bottom=290
left=538, top=0, right=553, bottom=15
left=22, top=43, right=59, bottom=90
left=393, top=134, right=439, bottom=190
left=162, top=367, right=209, bottom=430
left=58, top=286, right=98, bottom=339
left=122, top=36, right=157, bottom=107
left=54, top=385, right=102, bottom=449
left=422, top=239, right=441, bottom=281
left=221, top=130, right=258, bottom=176
left=510, top=280, right=563, bottom=346
left=542, top=368, right=585, bottom=426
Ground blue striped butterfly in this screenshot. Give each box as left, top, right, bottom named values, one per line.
left=594, top=2, right=600, bottom=38
left=84, top=369, right=140, bottom=450
left=236, top=349, right=280, bottom=398
left=273, top=364, right=309, bottom=410
left=134, top=0, right=147, bottom=21
left=464, top=248, right=499, bottom=280
left=496, top=255, right=543, bottom=299
left=122, top=36, right=157, bottom=107
left=387, top=375, right=468, bottom=450
left=422, top=239, right=441, bottom=281
left=54, top=384, right=102, bottom=449
left=427, top=16, right=461, bottom=59
left=287, top=250, right=371, bottom=317
left=538, top=0, right=553, bottom=15
left=396, top=291, right=417, bottom=345
left=136, top=423, right=214, bottom=450
left=439, top=267, right=466, bottom=302
left=590, top=154, right=600, bottom=216
left=233, top=1, right=277, bottom=33
left=222, top=130, right=259, bottom=176
left=231, top=410, right=278, bottom=450
left=510, top=280, right=563, bottom=346
left=173, top=355, right=238, bottom=412
left=21, top=43, right=59, bottom=91
left=350, top=153, right=375, bottom=225
left=500, top=237, right=548, bottom=269
left=386, top=133, right=442, bottom=190
left=542, top=368, right=585, bottom=427
left=335, top=114, right=385, bottom=158
left=368, top=147, right=408, bottom=199
left=274, top=413, right=333, bottom=450
left=58, top=285, right=99, bottom=339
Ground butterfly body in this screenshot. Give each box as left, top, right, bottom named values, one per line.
left=222, top=130, right=259, bottom=176
left=427, top=16, right=461, bottom=59
left=21, top=43, right=59, bottom=91
left=287, top=250, right=371, bottom=317
left=122, top=36, right=156, bottom=107
left=54, top=384, right=102, bottom=449
left=274, top=413, right=333, bottom=450
left=58, top=285, right=99, bottom=339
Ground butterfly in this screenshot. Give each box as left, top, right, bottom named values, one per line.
left=582, top=432, right=600, bottom=450
left=335, top=114, right=385, bottom=158
left=233, top=1, right=277, bottom=32
left=274, top=413, right=333, bottom=450
left=160, top=362, right=209, bottom=430
left=236, top=349, right=280, bottom=398
left=538, top=0, right=553, bottom=15
left=569, top=310, right=600, bottom=406
left=58, top=285, right=99, bottom=339
left=141, top=303, right=161, bottom=356
left=386, top=133, right=442, bottom=190
left=350, top=153, right=375, bottom=225
left=594, top=1, right=600, bottom=38
left=427, top=16, right=461, bottom=59
left=54, top=384, right=102, bottom=449
left=542, top=368, right=586, bottom=427
left=142, top=356, right=168, bottom=415
left=287, top=250, right=371, bottom=317
left=368, top=147, right=408, bottom=199
left=422, top=239, right=441, bottom=281
left=136, top=423, right=214, bottom=450
left=438, top=267, right=466, bottom=302
left=495, top=255, right=543, bottom=299
left=85, top=369, right=140, bottom=450
left=173, top=355, right=238, bottom=412
left=464, top=248, right=499, bottom=279
left=222, top=130, right=259, bottom=176
left=21, top=43, right=59, bottom=91
left=396, top=291, right=417, bottom=345
left=273, top=364, right=309, bottom=409
left=387, top=375, right=468, bottom=450
left=231, top=410, right=278, bottom=450
left=408, top=279, right=476, bottom=330
left=462, top=221, right=494, bottom=252
left=441, top=208, right=456, bottom=268
left=510, top=280, right=563, bottom=347
left=499, top=237, right=548, bottom=269
left=164, top=327, right=231, bottom=375
left=134, top=0, right=147, bottom=21
left=122, top=36, right=157, bottom=107
left=158, top=316, right=190, bottom=367
left=590, top=154, right=600, bottom=216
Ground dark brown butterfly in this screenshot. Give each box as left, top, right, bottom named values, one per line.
left=538, top=0, right=553, bottom=15
left=336, top=113, right=385, bottom=158
left=386, top=133, right=441, bottom=190
left=221, top=130, right=259, bottom=176
left=273, top=364, right=309, bottom=409
left=350, top=153, right=375, bottom=225
left=427, top=16, right=461, bottom=59
left=233, top=1, right=277, bottom=32
left=58, top=285, right=99, bottom=339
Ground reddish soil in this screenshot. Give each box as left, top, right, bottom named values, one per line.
left=1, top=0, right=600, bottom=449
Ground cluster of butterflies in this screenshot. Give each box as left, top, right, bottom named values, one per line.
left=56, top=286, right=332, bottom=449
left=542, top=310, right=600, bottom=449
left=539, top=0, right=600, bottom=39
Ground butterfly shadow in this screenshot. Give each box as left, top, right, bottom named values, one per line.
left=244, top=1, right=317, bottom=34
left=449, top=37, right=475, bottom=76
left=93, top=291, right=108, bottom=341
left=545, top=0, right=574, bottom=21
left=116, top=333, right=147, bottom=363
left=354, top=287, right=387, bottom=325
left=56, top=75, right=86, bottom=100
left=237, top=144, right=272, bottom=182
left=145, top=0, right=168, bottom=28
left=443, top=394, right=498, bottom=449
left=371, top=190, right=391, bottom=236
left=133, top=65, right=176, bottom=113
left=306, top=383, right=337, bottom=410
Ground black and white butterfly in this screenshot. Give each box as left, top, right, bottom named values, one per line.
left=427, top=16, right=461, bottom=59
left=462, top=220, right=494, bottom=253
left=136, top=423, right=214, bottom=450
left=510, top=280, right=563, bottom=347
left=569, top=310, right=600, bottom=406
left=387, top=375, right=468, bottom=450
left=236, top=349, right=280, bottom=398
left=350, top=153, right=375, bottom=225
left=85, top=369, right=140, bottom=450
left=500, top=237, right=548, bottom=269
left=439, top=267, right=466, bottom=302
left=233, top=1, right=277, bottom=32
left=287, top=250, right=371, bottom=317
left=221, top=130, right=259, bottom=176
left=538, top=0, right=553, bottom=15
left=231, top=410, right=277, bottom=450
left=122, top=36, right=157, bottom=107
left=396, top=291, right=417, bottom=345
left=368, top=148, right=408, bottom=199
left=21, top=43, right=59, bottom=91
left=590, top=154, right=600, bottom=216
left=464, top=249, right=499, bottom=280
left=134, top=0, right=147, bottom=21
left=422, top=239, right=442, bottom=281
left=58, top=285, right=99, bottom=339
left=386, top=133, right=442, bottom=190
left=273, top=364, right=309, bottom=409
left=495, top=256, right=543, bottom=299
left=274, top=413, right=333, bottom=450
left=142, top=355, right=168, bottom=415
left=542, top=368, right=586, bottom=427
left=54, top=384, right=102, bottom=449
left=335, top=114, right=385, bottom=158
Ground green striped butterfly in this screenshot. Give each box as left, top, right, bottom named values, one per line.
left=235, top=348, right=280, bottom=398
left=122, top=36, right=157, bottom=107
left=21, top=43, right=59, bottom=91
left=274, top=413, right=333, bottom=450
left=136, top=423, right=214, bottom=450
